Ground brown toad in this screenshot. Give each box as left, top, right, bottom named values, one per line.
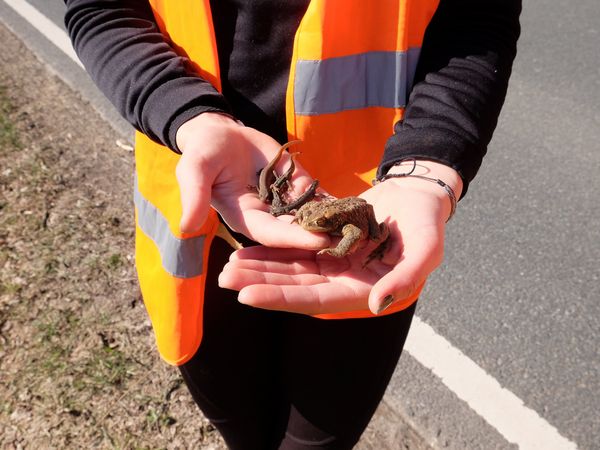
left=294, top=197, right=390, bottom=266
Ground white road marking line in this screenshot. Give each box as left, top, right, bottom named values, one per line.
left=2, top=0, right=83, bottom=69
left=405, top=317, right=578, bottom=449
left=3, top=0, right=579, bottom=448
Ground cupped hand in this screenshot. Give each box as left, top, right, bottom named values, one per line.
left=175, top=112, right=328, bottom=250
left=218, top=160, right=463, bottom=315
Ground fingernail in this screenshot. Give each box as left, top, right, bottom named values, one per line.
left=376, top=294, right=395, bottom=315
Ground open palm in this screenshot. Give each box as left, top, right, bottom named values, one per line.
left=175, top=113, right=328, bottom=250
left=219, top=174, right=455, bottom=315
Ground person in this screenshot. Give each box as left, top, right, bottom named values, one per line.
left=64, top=0, right=521, bottom=448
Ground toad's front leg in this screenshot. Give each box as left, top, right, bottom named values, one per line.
left=317, top=223, right=364, bottom=258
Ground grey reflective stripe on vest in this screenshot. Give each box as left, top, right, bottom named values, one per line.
left=294, top=48, right=421, bottom=115
left=134, top=181, right=205, bottom=278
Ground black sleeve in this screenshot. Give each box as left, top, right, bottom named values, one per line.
left=377, top=0, right=522, bottom=197
left=64, top=0, right=232, bottom=152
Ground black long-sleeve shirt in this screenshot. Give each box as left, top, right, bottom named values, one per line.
left=64, top=0, right=521, bottom=196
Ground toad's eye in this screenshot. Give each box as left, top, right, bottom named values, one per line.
left=316, top=217, right=328, bottom=227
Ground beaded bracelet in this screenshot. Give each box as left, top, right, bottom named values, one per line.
left=372, top=158, right=457, bottom=223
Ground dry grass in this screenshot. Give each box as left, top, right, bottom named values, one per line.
left=0, top=25, right=224, bottom=450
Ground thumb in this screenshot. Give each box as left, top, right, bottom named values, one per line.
left=368, top=233, right=442, bottom=314
left=176, top=157, right=214, bottom=233
left=368, top=263, right=426, bottom=315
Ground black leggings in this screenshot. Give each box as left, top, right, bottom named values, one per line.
left=179, top=237, right=416, bottom=450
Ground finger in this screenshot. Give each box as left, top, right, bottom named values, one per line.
left=218, top=268, right=328, bottom=291
left=367, top=264, right=426, bottom=315
left=176, top=159, right=213, bottom=233
left=234, top=209, right=330, bottom=250
left=223, top=258, right=320, bottom=275
left=237, top=278, right=370, bottom=315
left=230, top=246, right=318, bottom=262
left=287, top=172, right=329, bottom=198
left=368, top=227, right=443, bottom=314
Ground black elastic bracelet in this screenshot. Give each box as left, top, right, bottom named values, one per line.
left=372, top=159, right=457, bottom=222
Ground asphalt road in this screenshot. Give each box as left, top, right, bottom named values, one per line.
left=1, top=1, right=598, bottom=449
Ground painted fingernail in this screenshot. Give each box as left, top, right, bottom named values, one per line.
left=376, top=294, right=395, bottom=315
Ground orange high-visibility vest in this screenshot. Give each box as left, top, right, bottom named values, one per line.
left=135, top=0, right=440, bottom=365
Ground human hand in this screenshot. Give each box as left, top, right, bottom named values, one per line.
left=218, top=160, right=463, bottom=315
left=175, top=112, right=328, bottom=249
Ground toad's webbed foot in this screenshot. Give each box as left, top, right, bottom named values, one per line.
left=362, top=222, right=390, bottom=267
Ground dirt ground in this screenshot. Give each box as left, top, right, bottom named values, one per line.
left=0, top=24, right=226, bottom=449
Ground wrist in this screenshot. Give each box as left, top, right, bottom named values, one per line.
left=384, top=160, right=463, bottom=198
left=175, top=112, right=243, bottom=153
left=377, top=159, right=463, bottom=222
